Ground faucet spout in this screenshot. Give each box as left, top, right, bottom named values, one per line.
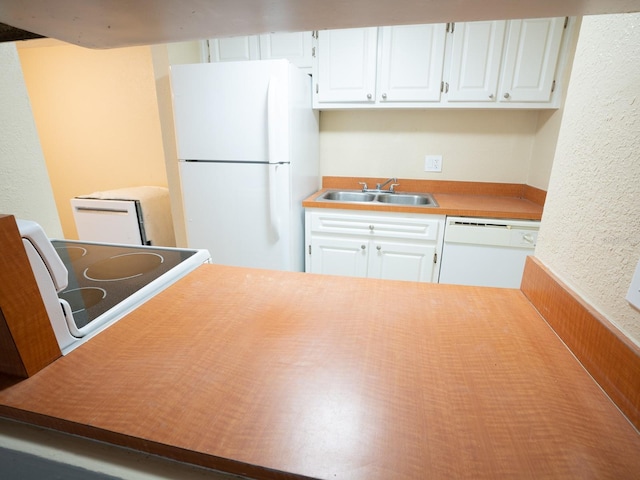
left=376, top=177, right=398, bottom=192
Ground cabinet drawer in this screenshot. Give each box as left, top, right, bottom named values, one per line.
left=308, top=210, right=443, bottom=241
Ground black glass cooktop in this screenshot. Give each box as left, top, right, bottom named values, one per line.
left=52, top=240, right=198, bottom=329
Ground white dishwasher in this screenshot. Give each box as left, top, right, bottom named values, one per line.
left=438, top=216, right=540, bottom=288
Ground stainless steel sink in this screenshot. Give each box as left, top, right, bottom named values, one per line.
left=321, top=191, right=376, bottom=202
left=318, top=190, right=438, bottom=207
left=376, top=193, right=437, bottom=206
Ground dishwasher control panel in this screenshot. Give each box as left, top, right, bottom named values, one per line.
left=444, top=217, right=541, bottom=250
left=510, top=228, right=539, bottom=248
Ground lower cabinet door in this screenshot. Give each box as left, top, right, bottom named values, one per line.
left=369, top=240, right=436, bottom=282
left=309, top=236, right=369, bottom=278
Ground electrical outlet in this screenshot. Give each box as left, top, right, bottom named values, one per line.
left=424, top=155, right=442, bottom=172
left=627, top=259, right=640, bottom=311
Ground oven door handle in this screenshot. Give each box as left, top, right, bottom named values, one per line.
left=59, top=299, right=83, bottom=338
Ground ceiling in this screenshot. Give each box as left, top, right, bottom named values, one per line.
left=1, top=0, right=640, bottom=48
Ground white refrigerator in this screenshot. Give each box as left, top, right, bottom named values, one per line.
left=170, top=60, right=319, bottom=271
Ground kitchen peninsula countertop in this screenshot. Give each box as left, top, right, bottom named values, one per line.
left=1, top=265, right=639, bottom=479
left=303, top=178, right=545, bottom=220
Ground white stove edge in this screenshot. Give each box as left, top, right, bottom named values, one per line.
left=60, top=247, right=210, bottom=355
left=17, top=219, right=210, bottom=356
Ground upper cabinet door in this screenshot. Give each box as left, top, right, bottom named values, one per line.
left=312, top=17, right=572, bottom=109
left=259, top=32, right=313, bottom=70
left=499, top=17, right=565, bottom=103
left=209, top=36, right=259, bottom=62
left=446, top=21, right=507, bottom=102
left=316, top=27, right=378, bottom=103
left=378, top=24, right=447, bottom=103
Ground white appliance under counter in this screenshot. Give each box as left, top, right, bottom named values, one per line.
left=438, top=216, right=540, bottom=288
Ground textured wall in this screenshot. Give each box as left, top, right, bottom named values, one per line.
left=536, top=13, right=640, bottom=346
left=0, top=43, right=62, bottom=237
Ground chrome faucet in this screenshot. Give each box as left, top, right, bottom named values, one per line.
left=376, top=177, right=399, bottom=193
left=359, top=177, right=399, bottom=193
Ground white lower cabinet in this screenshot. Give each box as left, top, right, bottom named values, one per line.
left=305, top=209, right=445, bottom=283
left=309, top=236, right=369, bottom=278
left=369, top=239, right=438, bottom=282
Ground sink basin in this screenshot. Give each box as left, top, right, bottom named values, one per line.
left=376, top=193, right=437, bottom=206
left=321, top=191, right=376, bottom=202
left=318, top=190, right=438, bottom=207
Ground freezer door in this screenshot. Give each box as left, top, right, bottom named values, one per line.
left=179, top=161, right=294, bottom=270
left=170, top=61, right=289, bottom=162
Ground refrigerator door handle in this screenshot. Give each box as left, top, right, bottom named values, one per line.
left=268, top=164, right=281, bottom=240
left=267, top=75, right=282, bottom=241
left=268, top=75, right=275, bottom=163
left=267, top=74, right=284, bottom=164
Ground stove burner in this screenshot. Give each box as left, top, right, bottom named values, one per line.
left=55, top=245, right=87, bottom=262
left=51, top=239, right=203, bottom=334
left=84, top=252, right=164, bottom=281
left=59, top=287, right=107, bottom=314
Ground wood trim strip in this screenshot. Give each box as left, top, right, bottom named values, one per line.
left=521, top=256, right=640, bottom=430
left=523, top=184, right=547, bottom=205
left=0, top=309, right=27, bottom=378
left=0, top=215, right=61, bottom=377
left=0, top=407, right=302, bottom=480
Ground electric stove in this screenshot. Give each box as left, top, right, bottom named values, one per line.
left=53, top=240, right=210, bottom=353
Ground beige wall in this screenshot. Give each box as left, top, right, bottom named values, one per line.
left=0, top=43, right=62, bottom=237
left=18, top=41, right=168, bottom=239
left=319, top=109, right=549, bottom=186
left=536, top=13, right=640, bottom=346
left=151, top=41, right=207, bottom=247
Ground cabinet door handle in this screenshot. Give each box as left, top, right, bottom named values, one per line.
left=489, top=93, right=494, bottom=99
left=381, top=93, right=387, bottom=100
left=504, top=92, right=510, bottom=99
left=366, top=93, right=372, bottom=100
left=376, top=245, right=382, bottom=251
left=361, top=244, right=366, bottom=250
left=369, top=225, right=374, bottom=231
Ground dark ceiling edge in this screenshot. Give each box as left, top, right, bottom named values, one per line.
left=0, top=22, right=45, bottom=42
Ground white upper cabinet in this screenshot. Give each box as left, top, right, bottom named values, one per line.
left=209, top=36, right=259, bottom=62
left=378, top=24, right=447, bottom=103
left=445, top=21, right=507, bottom=102
left=313, top=17, right=574, bottom=109
left=314, top=24, right=446, bottom=106
left=209, top=32, right=313, bottom=72
left=316, top=27, right=378, bottom=103
left=498, top=17, right=566, bottom=103
left=258, top=32, right=313, bottom=71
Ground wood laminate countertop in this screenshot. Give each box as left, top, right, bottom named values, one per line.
left=0, top=265, right=639, bottom=479
left=303, top=178, right=545, bottom=220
